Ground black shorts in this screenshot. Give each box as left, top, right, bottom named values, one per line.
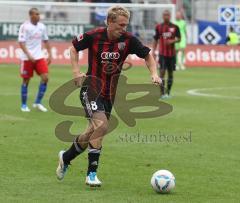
left=159, top=55, right=176, bottom=71
left=80, top=87, right=113, bottom=120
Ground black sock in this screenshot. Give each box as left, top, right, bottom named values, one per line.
left=167, top=78, right=173, bottom=95
left=160, top=79, right=165, bottom=95
left=87, top=145, right=101, bottom=175
left=63, top=137, right=84, bottom=165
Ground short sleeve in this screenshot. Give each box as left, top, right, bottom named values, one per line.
left=72, top=33, right=92, bottom=52
left=175, top=26, right=180, bottom=39
left=153, top=25, right=159, bottom=40
left=129, top=36, right=151, bottom=59
left=42, top=25, right=49, bottom=41
left=18, top=24, right=27, bottom=42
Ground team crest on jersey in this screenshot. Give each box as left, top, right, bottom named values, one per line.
left=118, top=42, right=126, bottom=50
left=77, top=34, right=83, bottom=41
left=169, top=27, right=175, bottom=32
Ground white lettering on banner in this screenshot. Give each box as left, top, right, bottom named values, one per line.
left=0, top=46, right=22, bottom=58
left=186, top=49, right=240, bottom=63
left=0, top=42, right=147, bottom=66
left=1, top=42, right=239, bottom=67
left=2, top=23, right=20, bottom=35
left=63, top=49, right=70, bottom=59
left=202, top=51, right=210, bottom=62
left=50, top=47, right=58, bottom=59
left=0, top=45, right=83, bottom=60
left=0, top=48, right=8, bottom=58
left=0, top=23, right=85, bottom=39
left=46, top=25, right=84, bottom=38
left=15, top=48, right=22, bottom=58
left=186, top=51, right=195, bottom=61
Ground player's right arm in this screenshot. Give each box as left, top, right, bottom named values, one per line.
left=18, top=24, right=35, bottom=62
left=70, top=46, right=86, bottom=86
left=129, top=36, right=161, bottom=85
left=70, top=33, right=92, bottom=86
left=19, top=43, right=35, bottom=62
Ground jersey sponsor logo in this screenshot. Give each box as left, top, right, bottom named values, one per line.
left=77, top=34, right=83, bottom=41
left=29, top=33, right=42, bottom=40
left=101, top=52, right=120, bottom=60
left=118, top=42, right=126, bottom=50
left=162, top=32, right=172, bottom=38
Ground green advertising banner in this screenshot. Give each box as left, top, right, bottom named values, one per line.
left=0, top=22, right=95, bottom=41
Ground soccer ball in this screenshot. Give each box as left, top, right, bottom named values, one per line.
left=151, top=169, right=175, bottom=193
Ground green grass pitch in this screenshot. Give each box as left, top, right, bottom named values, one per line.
left=0, top=64, right=240, bottom=202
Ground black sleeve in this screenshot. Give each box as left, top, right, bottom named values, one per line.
left=175, top=26, right=181, bottom=39
left=153, top=25, right=159, bottom=40
left=129, top=36, right=151, bottom=59
left=72, top=33, right=92, bottom=52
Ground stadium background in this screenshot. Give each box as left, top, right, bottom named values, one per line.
left=1, top=0, right=240, bottom=67
left=0, top=1, right=240, bottom=202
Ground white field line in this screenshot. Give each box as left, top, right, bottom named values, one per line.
left=187, top=87, right=240, bottom=100
left=0, top=93, right=21, bottom=96
left=0, top=114, right=27, bottom=121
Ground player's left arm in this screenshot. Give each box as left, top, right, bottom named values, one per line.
left=42, top=24, right=52, bottom=65
left=184, top=21, right=187, bottom=39
left=152, top=25, right=159, bottom=60
left=129, top=36, right=161, bottom=85
left=167, top=26, right=181, bottom=44
left=43, top=40, right=52, bottom=65
left=144, top=53, right=161, bottom=85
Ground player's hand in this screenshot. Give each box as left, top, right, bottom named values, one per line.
left=73, top=72, right=86, bottom=87
left=151, top=74, right=162, bottom=85
left=166, top=39, right=176, bottom=45
left=28, top=55, right=35, bottom=63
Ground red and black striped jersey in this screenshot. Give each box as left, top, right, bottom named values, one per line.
left=72, top=27, right=150, bottom=100
left=154, top=22, right=180, bottom=57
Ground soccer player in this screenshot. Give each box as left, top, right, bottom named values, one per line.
left=152, top=10, right=180, bottom=99
left=175, top=11, right=187, bottom=70
left=226, top=26, right=239, bottom=45
left=18, top=8, right=52, bottom=112
left=56, top=6, right=161, bottom=187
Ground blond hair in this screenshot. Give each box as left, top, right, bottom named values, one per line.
left=106, top=6, right=130, bottom=23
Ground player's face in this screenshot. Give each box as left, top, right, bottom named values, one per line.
left=109, top=15, right=129, bottom=39
left=163, top=11, right=171, bottom=23
left=176, top=12, right=181, bottom=20
left=30, top=10, right=40, bottom=24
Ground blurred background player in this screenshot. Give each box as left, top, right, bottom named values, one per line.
left=152, top=10, right=180, bottom=99
left=175, top=11, right=187, bottom=70
left=18, top=8, right=52, bottom=112
left=56, top=5, right=161, bottom=187
left=226, top=26, right=239, bottom=45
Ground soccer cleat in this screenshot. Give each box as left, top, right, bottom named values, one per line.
left=160, top=94, right=169, bottom=100
left=33, top=103, right=48, bottom=112
left=21, top=104, right=30, bottom=112
left=56, top=150, right=68, bottom=180
left=85, top=172, right=102, bottom=187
